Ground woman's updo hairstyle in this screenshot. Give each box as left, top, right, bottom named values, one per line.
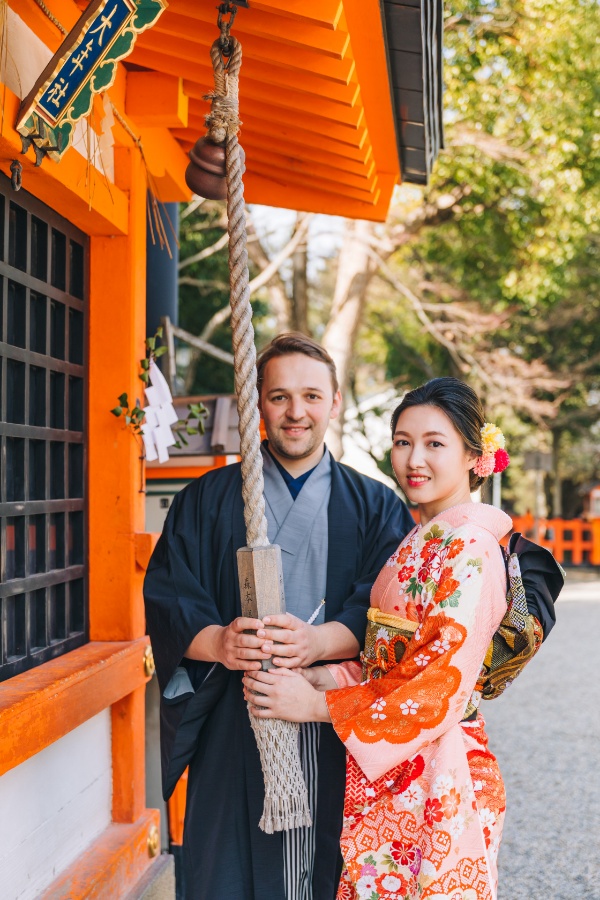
left=391, top=377, right=487, bottom=491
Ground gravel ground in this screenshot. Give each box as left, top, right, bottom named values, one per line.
left=484, top=575, right=600, bottom=900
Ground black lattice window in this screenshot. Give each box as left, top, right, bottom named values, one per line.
left=0, top=174, right=88, bottom=681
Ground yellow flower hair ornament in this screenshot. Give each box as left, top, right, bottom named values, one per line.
left=473, top=423, right=510, bottom=478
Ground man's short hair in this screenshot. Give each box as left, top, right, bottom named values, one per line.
left=256, top=332, right=339, bottom=394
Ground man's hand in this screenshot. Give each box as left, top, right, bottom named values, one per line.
left=259, top=615, right=360, bottom=668
left=185, top=619, right=272, bottom=671
left=259, top=613, right=323, bottom=668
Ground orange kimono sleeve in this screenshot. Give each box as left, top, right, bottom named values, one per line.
left=325, top=527, right=507, bottom=782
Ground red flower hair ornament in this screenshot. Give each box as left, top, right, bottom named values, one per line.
left=473, top=422, right=510, bottom=478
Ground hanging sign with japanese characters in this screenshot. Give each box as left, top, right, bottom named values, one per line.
left=16, top=0, right=166, bottom=162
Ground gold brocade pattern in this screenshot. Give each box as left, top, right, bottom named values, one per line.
left=362, top=608, right=418, bottom=680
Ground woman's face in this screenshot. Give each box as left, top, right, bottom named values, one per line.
left=391, top=404, right=476, bottom=519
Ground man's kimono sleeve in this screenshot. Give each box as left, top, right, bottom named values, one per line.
left=325, top=527, right=507, bottom=783
left=144, top=488, right=222, bottom=694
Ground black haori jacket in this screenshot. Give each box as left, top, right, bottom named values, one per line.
left=144, top=458, right=415, bottom=900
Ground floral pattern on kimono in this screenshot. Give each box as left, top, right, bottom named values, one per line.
left=325, top=504, right=512, bottom=900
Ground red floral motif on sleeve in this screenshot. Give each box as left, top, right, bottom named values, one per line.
left=433, top=568, right=461, bottom=607
left=396, top=545, right=413, bottom=566
left=445, top=537, right=465, bottom=560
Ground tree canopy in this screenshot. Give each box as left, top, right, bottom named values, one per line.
left=175, top=0, right=600, bottom=514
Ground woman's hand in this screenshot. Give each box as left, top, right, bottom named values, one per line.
left=242, top=668, right=331, bottom=723
left=301, top=666, right=338, bottom=691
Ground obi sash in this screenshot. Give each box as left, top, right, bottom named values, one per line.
left=360, top=607, right=418, bottom=681
left=360, top=607, right=477, bottom=722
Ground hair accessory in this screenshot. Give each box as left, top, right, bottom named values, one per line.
left=474, top=423, right=510, bottom=477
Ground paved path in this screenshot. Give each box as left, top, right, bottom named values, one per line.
left=484, top=575, right=600, bottom=899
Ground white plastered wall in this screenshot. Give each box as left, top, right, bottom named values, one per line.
left=0, top=710, right=112, bottom=900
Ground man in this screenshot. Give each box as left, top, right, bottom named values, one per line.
left=144, top=333, right=415, bottom=900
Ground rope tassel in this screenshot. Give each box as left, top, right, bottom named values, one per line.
left=207, top=33, right=312, bottom=833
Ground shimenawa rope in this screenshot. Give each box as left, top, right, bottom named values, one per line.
left=206, top=34, right=311, bottom=833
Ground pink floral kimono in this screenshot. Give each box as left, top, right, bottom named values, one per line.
left=326, top=503, right=512, bottom=900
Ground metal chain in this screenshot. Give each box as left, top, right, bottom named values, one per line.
left=217, top=2, right=238, bottom=61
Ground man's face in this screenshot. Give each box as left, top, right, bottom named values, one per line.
left=259, top=353, right=342, bottom=463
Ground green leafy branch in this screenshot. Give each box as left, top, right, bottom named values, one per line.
left=110, top=326, right=209, bottom=450
left=110, top=392, right=146, bottom=433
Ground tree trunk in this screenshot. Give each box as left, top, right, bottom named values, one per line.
left=291, top=219, right=310, bottom=334
left=322, top=219, right=379, bottom=459
left=245, top=212, right=292, bottom=333
left=552, top=428, right=562, bottom=517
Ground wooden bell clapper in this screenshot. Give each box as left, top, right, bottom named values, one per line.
left=238, top=545, right=286, bottom=670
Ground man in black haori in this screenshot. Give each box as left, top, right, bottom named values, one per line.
left=144, top=333, right=414, bottom=899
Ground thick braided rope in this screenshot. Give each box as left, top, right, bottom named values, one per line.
left=212, top=36, right=311, bottom=832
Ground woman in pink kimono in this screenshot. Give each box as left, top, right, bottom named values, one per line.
left=244, top=377, right=513, bottom=900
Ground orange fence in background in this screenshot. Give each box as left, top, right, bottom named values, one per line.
left=511, top=514, right=600, bottom=566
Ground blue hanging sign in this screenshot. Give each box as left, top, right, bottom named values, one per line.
left=17, top=0, right=167, bottom=162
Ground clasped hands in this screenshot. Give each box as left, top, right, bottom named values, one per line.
left=217, top=612, right=323, bottom=671
left=216, top=613, right=333, bottom=722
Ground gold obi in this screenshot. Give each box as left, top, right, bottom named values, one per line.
left=361, top=607, right=418, bottom=681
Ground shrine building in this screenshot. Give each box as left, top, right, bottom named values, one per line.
left=0, top=0, right=442, bottom=896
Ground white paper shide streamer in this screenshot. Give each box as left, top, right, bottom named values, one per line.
left=141, top=360, right=179, bottom=463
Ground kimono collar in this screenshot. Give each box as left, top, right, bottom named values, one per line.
left=425, top=502, right=512, bottom=542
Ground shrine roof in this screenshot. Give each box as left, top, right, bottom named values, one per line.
left=127, top=0, right=443, bottom=220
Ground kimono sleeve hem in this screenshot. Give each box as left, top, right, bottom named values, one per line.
left=325, top=661, right=362, bottom=689
left=167, top=607, right=224, bottom=678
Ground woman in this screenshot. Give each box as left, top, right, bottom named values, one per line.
left=244, top=378, right=512, bottom=900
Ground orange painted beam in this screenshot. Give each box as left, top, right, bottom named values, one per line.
left=247, top=0, right=344, bottom=29
left=243, top=170, right=397, bottom=222
left=239, top=98, right=366, bottom=148
left=186, top=100, right=365, bottom=148
left=39, top=0, right=80, bottom=29
left=191, top=130, right=375, bottom=178
left=133, top=39, right=358, bottom=106
left=126, top=72, right=189, bottom=128
left=40, top=809, right=161, bottom=899
left=133, top=38, right=361, bottom=125
left=181, top=70, right=360, bottom=109
left=0, top=88, right=128, bottom=236
left=112, top=686, right=147, bottom=823
left=0, top=639, right=150, bottom=778
left=145, top=464, right=226, bottom=481
left=88, top=145, right=148, bottom=642
left=171, top=1, right=350, bottom=58
left=342, top=0, right=401, bottom=184
left=167, top=768, right=188, bottom=846
left=137, top=126, right=189, bottom=199
left=134, top=532, right=161, bottom=570
left=180, top=115, right=373, bottom=166
left=151, top=16, right=355, bottom=83
left=249, top=158, right=378, bottom=205
left=183, top=65, right=360, bottom=107
left=240, top=118, right=373, bottom=164
left=244, top=144, right=377, bottom=193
